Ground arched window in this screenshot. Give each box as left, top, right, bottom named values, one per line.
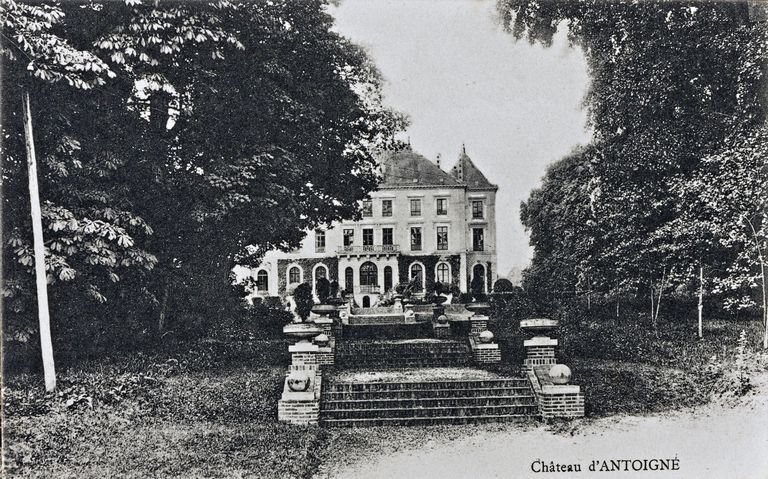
left=362, top=296, right=371, bottom=308
left=472, top=264, right=486, bottom=292
left=288, top=266, right=301, bottom=285
left=409, top=263, right=424, bottom=292
left=314, top=265, right=327, bottom=281
left=436, top=262, right=450, bottom=284
left=384, top=266, right=393, bottom=292
left=360, top=261, right=378, bottom=286
left=345, top=267, right=354, bottom=292
left=256, top=270, right=268, bottom=292
left=313, top=264, right=328, bottom=291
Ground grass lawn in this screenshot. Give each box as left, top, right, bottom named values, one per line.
left=4, top=319, right=767, bottom=478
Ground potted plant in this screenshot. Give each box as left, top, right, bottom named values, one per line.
left=293, top=282, right=314, bottom=322
left=466, top=275, right=490, bottom=316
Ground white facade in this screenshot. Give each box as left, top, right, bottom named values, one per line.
left=252, top=147, right=498, bottom=306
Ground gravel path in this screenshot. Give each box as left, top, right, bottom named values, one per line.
left=317, top=375, right=768, bottom=479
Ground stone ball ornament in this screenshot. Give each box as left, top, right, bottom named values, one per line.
left=436, top=314, right=449, bottom=324
left=548, top=364, right=572, bottom=385
left=286, top=371, right=312, bottom=392
left=478, top=330, right=494, bottom=343
left=313, top=333, right=330, bottom=346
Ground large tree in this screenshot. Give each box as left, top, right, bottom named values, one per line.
left=504, top=1, right=768, bottom=332
left=2, top=0, right=404, bottom=350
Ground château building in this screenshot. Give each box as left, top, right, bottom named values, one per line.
left=254, top=146, right=498, bottom=307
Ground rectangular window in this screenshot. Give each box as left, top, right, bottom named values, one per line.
left=363, top=228, right=374, bottom=246
left=472, top=200, right=484, bottom=219
left=382, top=199, right=393, bottom=217
left=436, top=198, right=448, bottom=215
left=382, top=228, right=393, bottom=246
left=315, top=230, right=325, bottom=253
left=343, top=229, right=354, bottom=247
left=410, top=227, right=422, bottom=251
left=410, top=198, right=421, bottom=216
left=362, top=199, right=373, bottom=217
left=437, top=226, right=448, bottom=250
left=473, top=228, right=484, bottom=251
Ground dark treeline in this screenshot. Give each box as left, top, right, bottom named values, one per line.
left=497, top=0, right=768, bottom=342
left=2, top=0, right=406, bottom=365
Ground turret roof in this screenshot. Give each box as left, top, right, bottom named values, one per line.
left=449, top=146, right=497, bottom=190
left=379, top=149, right=462, bottom=187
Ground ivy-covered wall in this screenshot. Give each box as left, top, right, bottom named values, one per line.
left=277, top=257, right=339, bottom=294
left=397, top=254, right=461, bottom=292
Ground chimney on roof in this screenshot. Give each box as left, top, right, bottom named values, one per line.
left=436, top=153, right=441, bottom=169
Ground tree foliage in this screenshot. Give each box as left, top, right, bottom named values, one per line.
left=505, top=0, right=768, bottom=326
left=2, top=0, right=405, bottom=347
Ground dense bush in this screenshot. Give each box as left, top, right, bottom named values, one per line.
left=490, top=287, right=533, bottom=322
left=328, top=280, right=340, bottom=299
left=493, top=278, right=514, bottom=293
left=315, top=278, right=331, bottom=304
left=293, top=282, right=314, bottom=320
left=470, top=275, right=486, bottom=301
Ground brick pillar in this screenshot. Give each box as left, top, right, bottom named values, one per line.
left=289, top=341, right=320, bottom=366
left=523, top=336, right=557, bottom=372
left=469, top=315, right=489, bottom=336
left=433, top=322, right=451, bottom=338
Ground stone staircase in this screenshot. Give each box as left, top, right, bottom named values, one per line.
left=336, top=339, right=471, bottom=368
left=320, top=377, right=539, bottom=427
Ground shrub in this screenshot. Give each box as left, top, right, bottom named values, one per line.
left=457, top=292, right=473, bottom=304
left=434, top=281, right=451, bottom=296
left=328, top=280, right=340, bottom=299
left=315, top=278, right=330, bottom=304
left=493, top=278, right=514, bottom=293
left=470, top=275, right=486, bottom=301
left=293, top=283, right=314, bottom=320
left=490, top=286, right=533, bottom=321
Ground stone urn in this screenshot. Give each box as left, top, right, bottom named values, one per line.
left=548, top=364, right=572, bottom=385
left=436, top=314, right=449, bottom=325
left=311, top=304, right=336, bottom=317
left=313, top=333, right=330, bottom=347
left=519, top=318, right=559, bottom=336
left=283, top=322, right=322, bottom=344
left=286, top=371, right=312, bottom=392
left=465, top=301, right=490, bottom=316
left=478, top=330, right=494, bottom=344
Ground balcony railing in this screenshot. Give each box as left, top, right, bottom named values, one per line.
left=358, top=285, right=381, bottom=293
left=337, top=244, right=400, bottom=254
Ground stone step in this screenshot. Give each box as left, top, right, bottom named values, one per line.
left=342, top=323, right=433, bottom=340
left=322, top=395, right=537, bottom=410
left=321, top=414, right=538, bottom=427
left=328, top=378, right=529, bottom=392
left=337, top=359, right=472, bottom=369
left=323, top=404, right=539, bottom=420
left=337, top=349, right=470, bottom=356
left=323, top=386, right=531, bottom=401
left=338, top=342, right=468, bottom=351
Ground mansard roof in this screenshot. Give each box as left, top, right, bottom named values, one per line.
left=379, top=149, right=463, bottom=188
left=449, top=147, right=497, bottom=190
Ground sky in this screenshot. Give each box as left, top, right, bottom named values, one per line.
left=331, top=0, right=591, bottom=276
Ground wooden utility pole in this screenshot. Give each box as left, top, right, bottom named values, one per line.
left=697, top=264, right=704, bottom=339
left=23, top=91, right=56, bottom=392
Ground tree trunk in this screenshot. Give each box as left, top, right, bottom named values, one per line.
left=23, top=91, right=56, bottom=392
left=744, top=216, right=767, bottom=349
left=698, top=264, right=704, bottom=339
left=762, top=260, right=767, bottom=349
left=650, top=279, right=655, bottom=325
left=158, top=282, right=171, bottom=333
